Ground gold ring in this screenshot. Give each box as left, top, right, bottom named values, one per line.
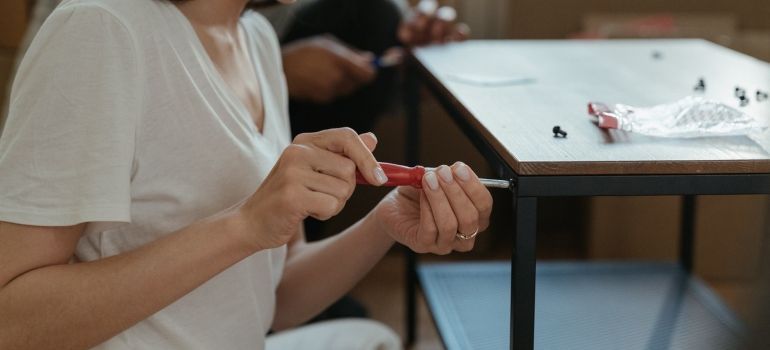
left=455, top=227, right=479, bottom=240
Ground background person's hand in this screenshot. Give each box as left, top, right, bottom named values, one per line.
left=237, top=128, right=386, bottom=250
left=398, top=0, right=470, bottom=46
left=373, top=162, right=493, bottom=255
left=282, top=36, right=377, bottom=103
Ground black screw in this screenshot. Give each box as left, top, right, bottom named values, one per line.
left=739, top=96, right=750, bottom=107
left=735, top=87, right=746, bottom=98
left=757, top=90, right=768, bottom=102
left=553, top=126, right=567, bottom=138
left=694, top=78, right=705, bottom=92
left=652, top=51, right=663, bottom=60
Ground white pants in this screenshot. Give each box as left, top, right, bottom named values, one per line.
left=266, top=319, right=402, bottom=350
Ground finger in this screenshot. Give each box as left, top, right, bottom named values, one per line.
left=422, top=169, right=457, bottom=254
left=415, top=191, right=439, bottom=253
left=451, top=162, right=493, bottom=231
left=416, top=0, right=438, bottom=16
left=397, top=185, right=420, bottom=202
left=304, top=189, right=343, bottom=221
left=336, top=51, right=376, bottom=84
left=449, top=22, right=471, bottom=42
left=452, top=236, right=475, bottom=252
left=430, top=18, right=451, bottom=44
left=305, top=147, right=356, bottom=177
left=359, top=132, right=378, bottom=152
left=435, top=165, right=479, bottom=237
left=356, top=50, right=375, bottom=62
left=302, top=128, right=387, bottom=186
left=432, top=6, right=457, bottom=43
left=403, top=10, right=432, bottom=46
left=378, top=47, right=404, bottom=68
left=416, top=15, right=435, bottom=45
left=436, top=6, right=457, bottom=22
left=304, top=169, right=353, bottom=202
left=398, top=22, right=414, bottom=45
left=301, top=150, right=355, bottom=197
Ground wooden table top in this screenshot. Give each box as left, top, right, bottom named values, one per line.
left=413, top=39, right=770, bottom=176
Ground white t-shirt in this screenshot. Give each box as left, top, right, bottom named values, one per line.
left=0, top=0, right=289, bottom=349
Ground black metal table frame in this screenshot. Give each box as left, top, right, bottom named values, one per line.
left=401, top=57, right=770, bottom=349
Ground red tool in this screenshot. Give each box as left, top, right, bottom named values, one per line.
left=355, top=162, right=510, bottom=189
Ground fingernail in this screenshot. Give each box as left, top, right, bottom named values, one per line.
left=374, top=167, right=388, bottom=185
left=424, top=171, right=439, bottom=190
left=454, top=163, right=471, bottom=181
left=366, top=132, right=378, bottom=142
left=437, top=165, right=453, bottom=183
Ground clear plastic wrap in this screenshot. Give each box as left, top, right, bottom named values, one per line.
left=588, top=96, right=768, bottom=138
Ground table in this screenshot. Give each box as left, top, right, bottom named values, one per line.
left=404, top=39, right=770, bottom=349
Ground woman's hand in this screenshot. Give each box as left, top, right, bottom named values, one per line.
left=398, top=1, right=470, bottom=46
left=374, top=162, right=493, bottom=255
left=282, top=36, right=376, bottom=103
left=236, top=128, right=386, bottom=251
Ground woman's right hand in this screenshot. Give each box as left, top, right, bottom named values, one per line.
left=236, top=128, right=386, bottom=250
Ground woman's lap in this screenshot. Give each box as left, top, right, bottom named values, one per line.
left=266, top=318, right=402, bottom=350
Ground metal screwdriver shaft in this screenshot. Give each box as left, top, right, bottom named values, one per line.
left=478, top=178, right=512, bottom=189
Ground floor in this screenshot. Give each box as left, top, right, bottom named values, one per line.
left=349, top=251, right=759, bottom=350
left=350, top=253, right=443, bottom=350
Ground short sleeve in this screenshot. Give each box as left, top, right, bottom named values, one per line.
left=0, top=3, right=141, bottom=226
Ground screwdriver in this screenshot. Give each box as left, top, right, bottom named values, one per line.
left=356, top=162, right=511, bottom=189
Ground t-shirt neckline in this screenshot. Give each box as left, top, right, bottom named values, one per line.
left=165, top=3, right=273, bottom=141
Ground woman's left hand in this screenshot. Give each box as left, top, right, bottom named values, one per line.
left=373, top=162, right=493, bottom=254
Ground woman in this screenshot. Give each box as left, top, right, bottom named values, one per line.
left=0, top=0, right=492, bottom=349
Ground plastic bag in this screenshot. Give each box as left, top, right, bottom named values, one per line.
left=588, top=96, right=768, bottom=138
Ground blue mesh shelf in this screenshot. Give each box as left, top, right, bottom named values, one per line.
left=417, top=262, right=745, bottom=350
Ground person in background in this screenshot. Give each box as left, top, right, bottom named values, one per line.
left=266, top=0, right=468, bottom=136
left=0, top=0, right=491, bottom=349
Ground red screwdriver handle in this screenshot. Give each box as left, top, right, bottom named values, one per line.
left=355, top=162, right=426, bottom=188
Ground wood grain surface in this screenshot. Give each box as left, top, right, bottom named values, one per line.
left=413, top=39, right=770, bottom=175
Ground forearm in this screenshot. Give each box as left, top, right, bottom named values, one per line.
left=273, top=212, right=394, bottom=330
left=0, top=213, right=256, bottom=350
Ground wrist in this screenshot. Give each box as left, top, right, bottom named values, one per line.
left=366, top=204, right=397, bottom=246
left=222, top=208, right=263, bottom=254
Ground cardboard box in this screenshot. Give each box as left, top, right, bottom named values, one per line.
left=0, top=0, right=29, bottom=49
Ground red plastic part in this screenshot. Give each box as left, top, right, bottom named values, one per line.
left=588, top=102, right=611, bottom=116
left=597, top=112, right=620, bottom=129
left=355, top=162, right=426, bottom=188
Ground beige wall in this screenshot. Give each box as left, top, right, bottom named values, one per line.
left=0, top=0, right=28, bottom=128
left=507, top=0, right=770, bottom=39
left=589, top=196, right=769, bottom=281
left=0, top=1, right=28, bottom=49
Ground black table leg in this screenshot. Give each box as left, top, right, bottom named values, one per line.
left=404, top=58, right=421, bottom=346
left=511, top=195, right=537, bottom=350
left=679, top=195, right=696, bottom=273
